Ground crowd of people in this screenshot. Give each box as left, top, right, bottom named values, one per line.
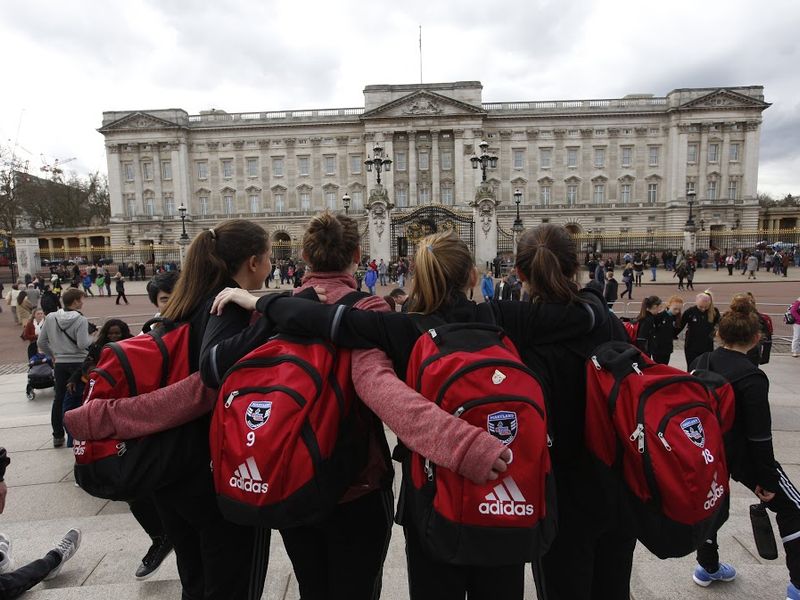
left=0, top=218, right=798, bottom=599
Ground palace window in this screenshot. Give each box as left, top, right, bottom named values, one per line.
left=513, top=149, right=525, bottom=169
left=395, top=185, right=408, bottom=207
left=567, top=148, right=578, bottom=168
left=246, top=158, right=258, bottom=178
left=222, top=159, right=233, bottom=178
left=124, top=163, right=135, bottom=181
left=648, top=146, right=659, bottom=167
left=300, top=191, right=311, bottom=211
left=164, top=197, right=175, bottom=216
left=298, top=156, right=310, bottom=176
left=708, top=143, right=719, bottom=163
left=324, top=156, right=336, bottom=175
left=540, top=185, right=551, bottom=206
left=686, top=180, right=695, bottom=195
left=142, top=162, right=153, bottom=181
left=224, top=194, right=234, bottom=214
left=144, top=197, right=155, bottom=216
left=161, top=161, right=172, bottom=180
left=325, top=190, right=337, bottom=210
left=594, top=148, right=605, bottom=168
left=707, top=180, right=717, bottom=200
left=196, top=161, right=208, bottom=180
left=126, top=197, right=136, bottom=216
left=350, top=155, right=362, bottom=174
left=539, top=148, right=552, bottom=168
left=441, top=151, right=453, bottom=171
left=567, top=184, right=578, bottom=205
left=395, top=151, right=407, bottom=171
left=593, top=184, right=605, bottom=203
left=274, top=193, right=284, bottom=213
left=351, top=190, right=364, bottom=211
left=620, top=184, right=631, bottom=204
left=249, top=194, right=260, bottom=213
left=419, top=151, right=430, bottom=171
left=728, top=179, right=738, bottom=200
left=647, top=183, right=658, bottom=203
left=272, top=157, right=284, bottom=177
left=621, top=146, right=633, bottom=168
left=441, top=183, right=454, bottom=205
left=729, top=143, right=740, bottom=162
left=687, top=143, right=698, bottom=163
left=199, top=196, right=208, bottom=216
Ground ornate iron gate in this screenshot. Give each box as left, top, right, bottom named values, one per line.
left=390, top=205, right=474, bottom=260
left=497, top=224, right=514, bottom=256
left=359, top=221, right=370, bottom=259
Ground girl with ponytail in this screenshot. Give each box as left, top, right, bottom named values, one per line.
left=66, top=219, right=272, bottom=599
left=688, top=297, right=800, bottom=600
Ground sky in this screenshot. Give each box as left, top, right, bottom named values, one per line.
left=1, top=0, right=798, bottom=197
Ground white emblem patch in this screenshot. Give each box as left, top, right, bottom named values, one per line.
left=492, top=369, right=507, bottom=385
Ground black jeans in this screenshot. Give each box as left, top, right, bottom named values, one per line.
left=280, top=488, right=394, bottom=600
left=697, top=461, right=800, bottom=587
left=116, top=292, right=128, bottom=305
left=153, top=469, right=264, bottom=600
left=130, top=496, right=167, bottom=540
left=404, top=523, right=524, bottom=600
left=652, top=353, right=671, bottom=365
left=0, top=550, right=60, bottom=599
left=52, top=362, right=81, bottom=440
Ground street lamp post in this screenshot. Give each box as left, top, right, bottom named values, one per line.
left=177, top=203, right=189, bottom=268
left=470, top=140, right=499, bottom=182
left=512, top=189, right=525, bottom=255
left=684, top=190, right=698, bottom=253
left=686, top=190, right=697, bottom=228
left=364, top=145, right=392, bottom=186
left=342, top=193, right=351, bottom=215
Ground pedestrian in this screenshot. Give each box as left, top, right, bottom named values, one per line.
left=648, top=253, right=658, bottom=281
left=677, top=291, right=720, bottom=367
left=36, top=288, right=93, bottom=448
left=95, top=273, right=105, bottom=296
left=0, top=447, right=82, bottom=598
left=686, top=264, right=695, bottom=290
left=633, top=296, right=662, bottom=358
left=494, top=275, right=512, bottom=300
left=620, top=263, right=634, bottom=300
left=378, top=258, right=388, bottom=286
left=205, top=211, right=408, bottom=600
left=688, top=297, right=800, bottom=600
left=15, top=290, right=33, bottom=328
left=649, top=296, right=683, bottom=365
left=481, top=270, right=494, bottom=302
left=40, top=286, right=61, bottom=315
left=364, top=265, right=378, bottom=295
left=25, top=284, right=40, bottom=310
left=103, top=269, right=112, bottom=296
left=81, top=273, right=94, bottom=297
left=674, top=263, right=687, bottom=290
left=632, top=256, right=644, bottom=287
left=397, top=259, right=407, bottom=288
left=746, top=253, right=758, bottom=279
left=272, top=264, right=281, bottom=289
left=783, top=252, right=791, bottom=278
left=725, top=254, right=735, bottom=276
left=4, top=284, right=21, bottom=325
left=603, top=270, right=618, bottom=310
left=114, top=274, right=129, bottom=305
left=790, top=297, right=800, bottom=358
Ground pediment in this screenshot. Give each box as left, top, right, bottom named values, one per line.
left=678, top=89, right=770, bottom=111
left=361, top=90, right=485, bottom=120
left=99, top=112, right=183, bottom=132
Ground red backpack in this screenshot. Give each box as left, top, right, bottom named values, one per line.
left=622, top=319, right=639, bottom=345
left=402, top=318, right=555, bottom=566
left=73, top=320, right=207, bottom=501
left=211, top=292, right=370, bottom=528
left=584, top=341, right=733, bottom=558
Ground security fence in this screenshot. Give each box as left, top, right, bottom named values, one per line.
left=38, top=245, right=182, bottom=268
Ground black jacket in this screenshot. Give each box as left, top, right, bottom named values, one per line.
left=494, top=281, right=512, bottom=301
left=650, top=310, right=679, bottom=356
left=690, top=348, right=777, bottom=491
left=677, top=306, right=720, bottom=352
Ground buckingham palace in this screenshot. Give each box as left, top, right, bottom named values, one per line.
left=98, top=81, right=769, bottom=265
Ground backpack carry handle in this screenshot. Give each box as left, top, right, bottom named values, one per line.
left=590, top=341, right=646, bottom=379
left=142, top=317, right=178, bottom=334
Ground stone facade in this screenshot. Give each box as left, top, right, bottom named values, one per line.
left=98, top=82, right=769, bottom=260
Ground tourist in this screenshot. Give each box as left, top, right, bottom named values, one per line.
left=677, top=291, right=720, bottom=367
left=603, top=270, right=618, bottom=310
left=114, top=273, right=129, bottom=305
left=619, top=263, right=634, bottom=300
left=650, top=296, right=683, bottom=365
left=633, top=296, right=662, bottom=359
left=790, top=296, right=800, bottom=358
left=481, top=270, right=494, bottom=302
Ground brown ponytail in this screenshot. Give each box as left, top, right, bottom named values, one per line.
left=637, top=296, right=662, bottom=321
left=515, top=224, right=581, bottom=303
left=406, top=230, right=474, bottom=315
left=162, top=219, right=269, bottom=321
left=302, top=211, right=360, bottom=272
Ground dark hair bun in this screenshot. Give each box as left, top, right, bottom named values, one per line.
left=729, top=295, right=754, bottom=315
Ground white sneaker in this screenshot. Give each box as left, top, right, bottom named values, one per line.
left=44, top=529, right=81, bottom=580
left=0, top=532, right=13, bottom=574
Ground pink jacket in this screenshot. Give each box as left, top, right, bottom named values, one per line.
left=297, top=272, right=505, bottom=484
left=790, top=300, right=800, bottom=324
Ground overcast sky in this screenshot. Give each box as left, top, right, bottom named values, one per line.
left=1, top=0, right=798, bottom=196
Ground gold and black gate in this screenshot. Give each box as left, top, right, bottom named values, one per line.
left=390, top=205, right=474, bottom=260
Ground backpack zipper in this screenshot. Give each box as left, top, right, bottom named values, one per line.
left=222, top=356, right=324, bottom=397
left=654, top=401, right=711, bottom=451
left=432, top=360, right=543, bottom=406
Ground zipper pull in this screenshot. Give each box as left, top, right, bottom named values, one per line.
left=629, top=423, right=644, bottom=442
left=424, top=458, right=434, bottom=481
left=591, top=355, right=602, bottom=370
left=224, top=390, right=239, bottom=408
left=547, top=434, right=553, bottom=448
left=658, top=432, right=672, bottom=451
left=629, top=423, right=645, bottom=453
left=632, top=362, right=643, bottom=375
left=454, top=406, right=465, bottom=417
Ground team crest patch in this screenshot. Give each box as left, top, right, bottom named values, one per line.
left=246, top=401, right=272, bottom=430
left=487, top=411, right=517, bottom=446
left=680, top=416, right=705, bottom=448
left=491, top=369, right=507, bottom=385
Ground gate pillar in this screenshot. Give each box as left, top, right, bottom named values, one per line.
left=367, top=184, right=392, bottom=262
left=470, top=182, right=500, bottom=269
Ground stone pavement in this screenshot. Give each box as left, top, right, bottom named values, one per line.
left=1, top=350, right=799, bottom=599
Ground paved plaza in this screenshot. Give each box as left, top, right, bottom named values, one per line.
left=0, top=269, right=798, bottom=598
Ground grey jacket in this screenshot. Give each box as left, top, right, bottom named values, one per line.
left=38, top=309, right=92, bottom=363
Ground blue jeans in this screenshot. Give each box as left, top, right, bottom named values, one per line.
left=651, top=267, right=657, bottom=281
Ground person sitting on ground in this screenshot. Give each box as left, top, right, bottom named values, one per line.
left=0, top=446, right=81, bottom=599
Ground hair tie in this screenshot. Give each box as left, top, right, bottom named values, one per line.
left=209, top=228, right=216, bottom=240
left=426, top=244, right=434, bottom=254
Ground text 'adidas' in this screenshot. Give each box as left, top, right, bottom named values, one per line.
left=229, top=457, right=269, bottom=494
left=479, top=476, right=534, bottom=516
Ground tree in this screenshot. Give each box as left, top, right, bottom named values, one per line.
left=756, top=191, right=775, bottom=207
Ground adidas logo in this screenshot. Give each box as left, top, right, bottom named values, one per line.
left=704, top=473, right=724, bottom=511
left=229, top=457, right=269, bottom=494
left=479, top=476, right=534, bottom=516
